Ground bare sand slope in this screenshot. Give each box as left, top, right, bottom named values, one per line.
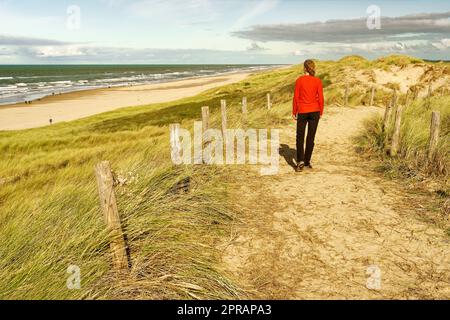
left=374, top=65, right=425, bottom=93
left=373, top=64, right=449, bottom=96
left=223, top=106, right=450, bottom=299
left=0, top=73, right=250, bottom=131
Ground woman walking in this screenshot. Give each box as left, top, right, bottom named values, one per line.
left=292, top=60, right=324, bottom=172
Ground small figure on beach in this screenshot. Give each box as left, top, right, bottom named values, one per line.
left=49, top=118, right=53, bottom=125
left=292, top=59, right=325, bottom=172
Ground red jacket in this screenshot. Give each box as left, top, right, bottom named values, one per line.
left=292, top=75, right=324, bottom=116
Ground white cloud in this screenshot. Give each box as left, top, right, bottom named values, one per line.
left=435, top=18, right=450, bottom=26
left=1, top=43, right=289, bottom=64
left=431, top=38, right=450, bottom=49
left=290, top=39, right=438, bottom=56
left=32, top=45, right=87, bottom=58
left=247, top=42, right=268, bottom=52
left=436, top=38, right=450, bottom=48
left=0, top=35, right=68, bottom=46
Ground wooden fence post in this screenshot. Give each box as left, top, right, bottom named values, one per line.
left=390, top=105, right=403, bottom=156
left=201, top=107, right=210, bottom=164
left=344, top=84, right=349, bottom=107
left=267, top=93, right=272, bottom=110
left=95, top=161, right=129, bottom=271
left=392, top=89, right=398, bottom=109
left=411, top=87, right=417, bottom=102
left=202, top=106, right=210, bottom=131
left=170, top=123, right=182, bottom=164
left=242, top=97, right=248, bottom=114
left=428, top=111, right=441, bottom=161
left=370, top=86, right=375, bottom=106
left=383, top=101, right=392, bottom=132
left=404, top=91, right=410, bottom=108
left=221, top=99, right=227, bottom=137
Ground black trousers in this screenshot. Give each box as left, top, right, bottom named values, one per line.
left=296, top=112, right=320, bottom=165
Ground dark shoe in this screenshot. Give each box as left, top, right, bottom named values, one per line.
left=305, top=163, right=313, bottom=169
left=295, top=162, right=305, bottom=172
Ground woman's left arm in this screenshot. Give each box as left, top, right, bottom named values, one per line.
left=292, top=80, right=300, bottom=119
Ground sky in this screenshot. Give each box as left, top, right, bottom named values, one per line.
left=0, top=0, right=449, bottom=64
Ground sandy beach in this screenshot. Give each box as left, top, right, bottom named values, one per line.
left=0, top=72, right=252, bottom=131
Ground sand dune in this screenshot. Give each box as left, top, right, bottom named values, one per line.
left=0, top=72, right=251, bottom=131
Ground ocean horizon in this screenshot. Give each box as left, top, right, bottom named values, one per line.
left=0, top=64, right=282, bottom=105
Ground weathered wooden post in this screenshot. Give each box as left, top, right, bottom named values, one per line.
left=392, top=89, right=397, bottom=109
left=390, top=105, right=403, bottom=157
left=383, top=101, right=392, bottom=132
left=411, top=87, right=417, bottom=102
left=202, top=106, right=210, bottom=131
left=428, top=111, right=441, bottom=161
left=242, top=97, right=248, bottom=114
left=344, top=84, right=349, bottom=107
left=201, top=106, right=210, bottom=163
left=221, top=99, right=227, bottom=137
left=95, top=161, right=129, bottom=271
left=267, top=93, right=272, bottom=110
left=404, top=91, right=410, bottom=109
left=370, top=86, right=376, bottom=106
left=170, top=123, right=182, bottom=164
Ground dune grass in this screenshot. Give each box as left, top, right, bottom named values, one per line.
left=1, top=55, right=448, bottom=299
left=0, top=65, right=296, bottom=300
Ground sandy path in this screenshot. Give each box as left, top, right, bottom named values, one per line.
left=224, top=106, right=450, bottom=299
left=0, top=72, right=250, bottom=131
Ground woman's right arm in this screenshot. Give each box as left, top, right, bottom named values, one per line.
left=318, top=80, right=324, bottom=116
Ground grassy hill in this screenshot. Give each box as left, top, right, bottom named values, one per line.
left=0, top=66, right=293, bottom=299
left=0, top=55, right=448, bottom=299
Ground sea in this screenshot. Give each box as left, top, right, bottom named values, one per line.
left=0, top=64, right=278, bottom=106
